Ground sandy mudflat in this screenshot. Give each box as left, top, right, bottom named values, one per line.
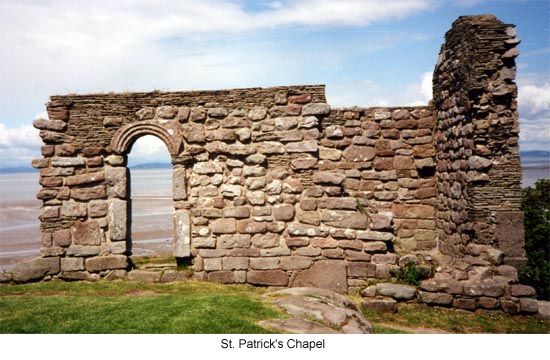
left=0, top=196, right=176, bottom=270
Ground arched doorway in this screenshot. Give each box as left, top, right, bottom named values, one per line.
left=127, top=135, right=173, bottom=261
left=109, top=120, right=191, bottom=267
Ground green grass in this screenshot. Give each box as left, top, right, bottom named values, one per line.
left=0, top=281, right=286, bottom=334
left=362, top=303, right=550, bottom=334
left=2, top=281, right=549, bottom=334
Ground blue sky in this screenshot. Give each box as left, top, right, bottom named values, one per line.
left=0, top=0, right=548, bottom=167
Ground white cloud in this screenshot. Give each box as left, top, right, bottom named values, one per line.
left=127, top=135, right=171, bottom=166
left=518, top=82, right=550, bottom=116
left=0, top=123, right=42, bottom=168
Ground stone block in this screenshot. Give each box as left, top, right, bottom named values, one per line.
left=105, top=167, right=127, bottom=198
left=237, top=220, right=267, bottom=234
left=376, top=283, right=417, bottom=301
left=53, top=229, right=72, bottom=247
left=297, top=211, right=320, bottom=225
left=223, top=206, right=250, bottom=218
left=248, top=270, right=289, bottom=286
left=285, top=140, right=318, bottom=153
left=302, top=103, right=330, bottom=115
left=348, top=261, right=368, bottom=277
left=273, top=204, right=295, bottom=221
left=66, top=245, right=101, bottom=257
left=246, top=191, right=266, bottom=205
left=218, top=234, right=251, bottom=249
left=89, top=200, right=108, bottom=218
left=321, top=210, right=367, bottom=229
left=250, top=257, right=280, bottom=270
left=60, top=271, right=101, bottom=282
left=291, top=260, right=347, bottom=294
left=342, top=146, right=375, bottom=162
left=363, top=241, right=387, bottom=253
left=519, top=298, right=539, bottom=313
left=501, top=299, right=520, bottom=314
left=108, top=199, right=127, bottom=241
left=174, top=210, right=191, bottom=258
left=208, top=271, right=235, bottom=284
left=288, top=224, right=328, bottom=237
left=85, top=255, right=127, bottom=272
left=71, top=185, right=107, bottom=201
left=453, top=298, right=476, bottom=311
left=356, top=231, right=393, bottom=241
left=211, top=218, right=237, bottom=234
left=318, top=198, right=357, bottom=210
left=510, top=284, right=536, bottom=297
left=203, top=258, right=222, bottom=271
left=291, top=157, right=317, bottom=170
left=11, top=257, right=60, bottom=282
left=319, top=147, right=342, bottom=160
left=420, top=292, right=453, bottom=306
left=193, top=237, right=216, bottom=248
left=61, top=257, right=85, bottom=272
left=361, top=299, right=398, bottom=313
left=478, top=297, right=499, bottom=309
left=393, top=204, right=434, bottom=219
left=251, top=233, right=280, bottom=248
left=280, top=256, right=313, bottom=271
left=71, top=220, right=101, bottom=246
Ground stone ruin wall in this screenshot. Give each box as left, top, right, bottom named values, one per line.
left=1, top=15, right=538, bottom=315
left=433, top=15, right=525, bottom=265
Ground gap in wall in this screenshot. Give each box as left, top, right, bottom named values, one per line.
left=127, top=135, right=174, bottom=265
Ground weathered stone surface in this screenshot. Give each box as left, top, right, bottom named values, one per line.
left=468, top=155, right=492, bottom=170
left=376, top=283, right=417, bottom=301
left=248, top=270, right=289, bottom=286
left=519, top=298, right=539, bottom=313
left=393, top=204, right=435, bottom=219
left=361, top=299, right=398, bottom=313
left=181, top=122, right=205, bottom=143
left=313, top=172, right=346, bottom=185
left=272, top=204, right=295, bottom=221
left=174, top=210, right=191, bottom=258
left=33, top=118, right=67, bottom=131
left=66, top=245, right=101, bottom=257
left=61, top=257, right=85, bottom=272
left=285, top=140, right=318, bottom=153
left=61, top=201, right=87, bottom=218
left=218, top=234, right=251, bottom=249
left=71, top=220, right=101, bottom=246
left=108, top=199, right=127, bottom=241
left=51, top=157, right=85, bottom=167
left=263, top=287, right=373, bottom=334
left=292, top=260, right=347, bottom=294
left=280, top=256, right=313, bottom=270
left=11, top=257, right=60, bottom=282
left=85, top=255, right=127, bottom=272
left=210, top=218, right=237, bottom=234
left=260, top=318, right=340, bottom=334
left=342, top=146, right=375, bottom=162
left=223, top=206, right=250, bottom=218
left=237, top=220, right=267, bottom=234
left=510, top=284, right=536, bottom=297
left=302, top=103, right=330, bottom=115
left=318, top=198, right=357, bottom=210
left=420, top=292, right=453, bottom=305
left=321, top=211, right=367, bottom=229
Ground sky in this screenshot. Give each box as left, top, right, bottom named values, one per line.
left=0, top=0, right=548, bottom=168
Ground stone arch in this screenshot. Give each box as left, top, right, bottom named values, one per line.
left=110, top=121, right=182, bottom=156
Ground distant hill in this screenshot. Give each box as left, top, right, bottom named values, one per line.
left=0, top=166, right=35, bottom=174
left=129, top=162, right=171, bottom=169
left=521, top=150, right=550, bottom=158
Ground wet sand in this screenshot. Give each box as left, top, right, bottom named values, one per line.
left=0, top=196, right=176, bottom=270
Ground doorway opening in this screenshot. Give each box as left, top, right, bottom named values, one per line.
left=127, top=135, right=174, bottom=268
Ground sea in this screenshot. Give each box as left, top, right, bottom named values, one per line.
left=0, top=159, right=548, bottom=270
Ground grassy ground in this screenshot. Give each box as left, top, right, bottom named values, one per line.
left=1, top=281, right=548, bottom=334
left=0, top=281, right=286, bottom=333
left=364, top=303, right=550, bottom=334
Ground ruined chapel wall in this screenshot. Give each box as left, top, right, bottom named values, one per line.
left=433, top=15, right=525, bottom=264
